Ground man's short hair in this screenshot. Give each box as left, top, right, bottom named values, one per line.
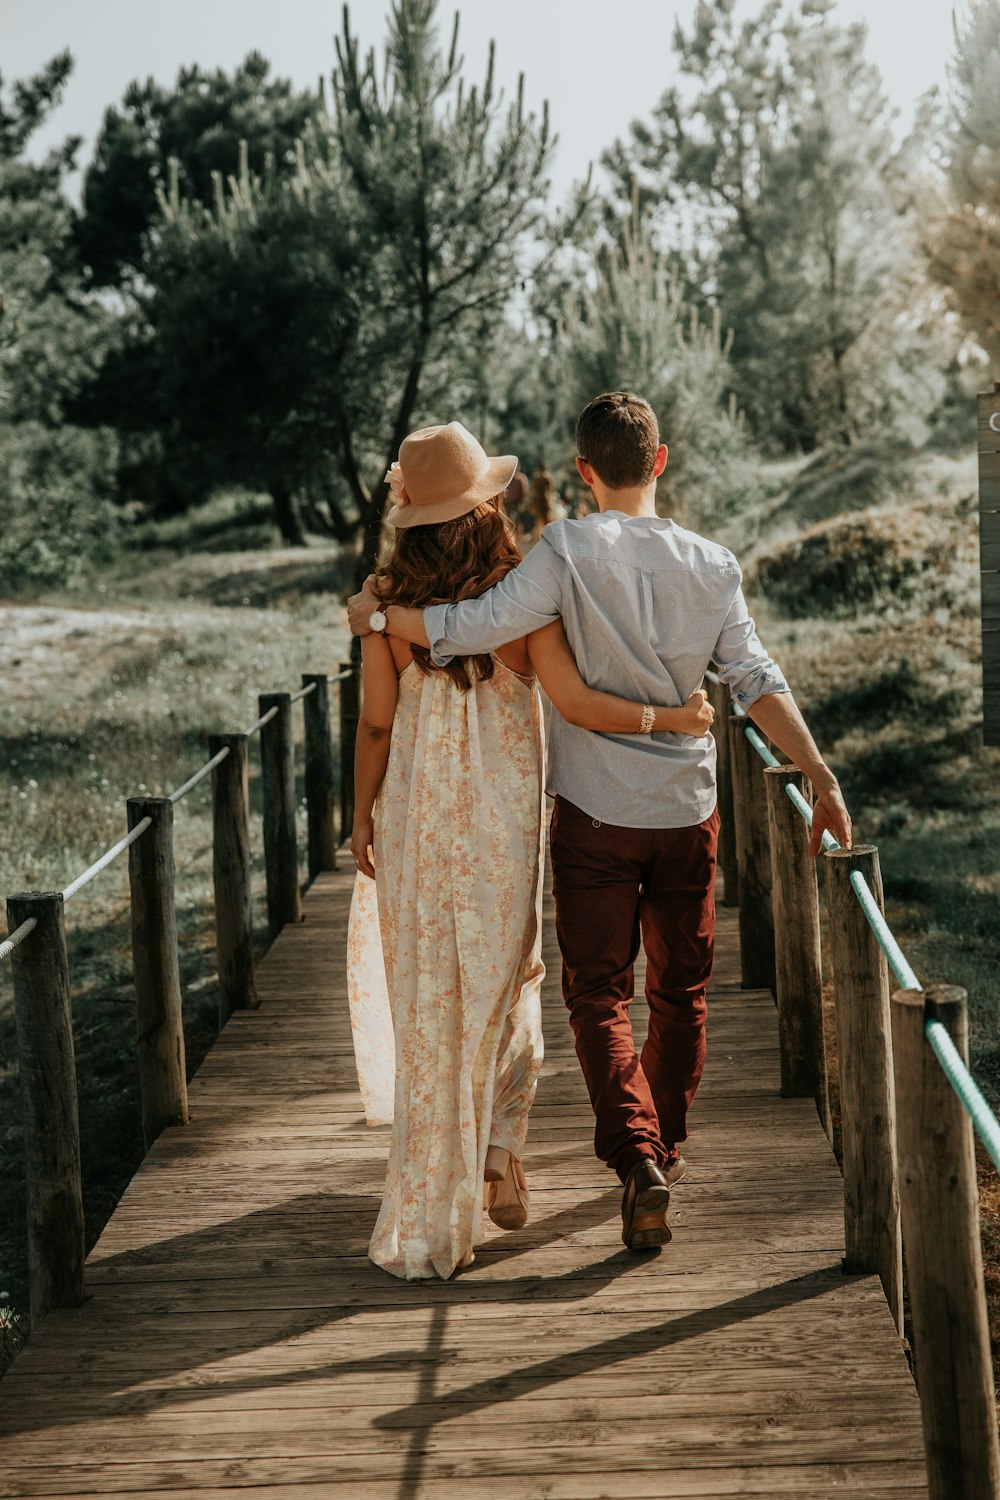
left=575, top=391, right=660, bottom=490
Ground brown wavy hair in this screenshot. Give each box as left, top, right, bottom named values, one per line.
left=376, top=496, right=522, bottom=691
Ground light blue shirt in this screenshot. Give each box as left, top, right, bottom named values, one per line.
left=423, top=511, right=789, bottom=829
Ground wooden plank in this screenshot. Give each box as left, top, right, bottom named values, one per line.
left=0, top=865, right=926, bottom=1497
left=979, top=386, right=1000, bottom=744
left=977, top=384, right=1000, bottom=447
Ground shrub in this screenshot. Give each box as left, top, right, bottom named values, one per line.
left=769, top=439, right=916, bottom=529
left=0, top=422, right=129, bottom=593
left=750, top=506, right=957, bottom=618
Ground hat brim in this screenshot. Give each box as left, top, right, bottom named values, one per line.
left=386, top=455, right=518, bottom=529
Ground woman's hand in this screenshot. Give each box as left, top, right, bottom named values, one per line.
left=351, top=818, right=376, bottom=880
left=668, top=689, right=715, bottom=737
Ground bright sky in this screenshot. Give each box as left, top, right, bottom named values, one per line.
left=0, top=0, right=956, bottom=206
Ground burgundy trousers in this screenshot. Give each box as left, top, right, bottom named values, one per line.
left=549, top=795, right=719, bottom=1184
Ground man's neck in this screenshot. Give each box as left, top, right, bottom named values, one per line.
left=593, top=484, right=659, bottom=519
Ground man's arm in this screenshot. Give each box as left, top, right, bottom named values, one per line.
left=712, top=580, right=851, bottom=855
left=347, top=536, right=564, bottom=662
left=746, top=691, right=851, bottom=856
left=346, top=586, right=430, bottom=647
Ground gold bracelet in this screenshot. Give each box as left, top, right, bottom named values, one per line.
left=639, top=704, right=655, bottom=735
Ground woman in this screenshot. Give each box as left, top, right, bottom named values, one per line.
left=346, top=422, right=714, bottom=1282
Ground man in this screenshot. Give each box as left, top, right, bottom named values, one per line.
left=348, top=391, right=851, bottom=1251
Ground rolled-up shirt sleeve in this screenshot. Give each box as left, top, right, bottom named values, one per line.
left=424, top=538, right=564, bottom=665
left=712, top=579, right=789, bottom=711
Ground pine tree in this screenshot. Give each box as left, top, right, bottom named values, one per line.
left=77, top=54, right=320, bottom=287
left=552, top=205, right=740, bottom=518
left=0, top=55, right=124, bottom=589
left=926, top=1, right=1000, bottom=366
left=329, top=0, right=553, bottom=574
left=605, top=0, right=945, bottom=451
left=110, top=1, right=556, bottom=570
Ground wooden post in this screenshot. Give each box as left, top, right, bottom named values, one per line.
left=891, top=985, right=1000, bottom=1500
left=209, top=733, right=256, bottom=1025
left=302, top=674, right=337, bottom=879
left=6, top=892, right=85, bottom=1329
left=339, top=658, right=360, bottom=847
left=764, top=766, right=830, bottom=1136
left=727, top=711, right=775, bottom=993
left=825, top=844, right=903, bottom=1333
left=706, top=674, right=738, bottom=907
left=126, top=797, right=189, bottom=1149
left=259, top=691, right=302, bottom=936
left=977, top=382, right=1000, bottom=746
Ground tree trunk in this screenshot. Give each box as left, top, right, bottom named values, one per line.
left=270, top=479, right=308, bottom=547
left=323, top=493, right=356, bottom=545
left=356, top=482, right=390, bottom=586
left=353, top=343, right=430, bottom=585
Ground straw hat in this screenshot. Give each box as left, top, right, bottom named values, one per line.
left=385, top=422, right=518, bottom=529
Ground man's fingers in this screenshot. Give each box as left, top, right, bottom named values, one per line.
left=686, top=689, right=708, bottom=707
left=809, top=795, right=853, bottom=857
left=346, top=590, right=374, bottom=636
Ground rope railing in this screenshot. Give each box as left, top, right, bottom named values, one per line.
left=168, top=745, right=231, bottom=804
left=1, top=668, right=358, bottom=962
left=61, top=818, right=152, bottom=902
left=707, top=655, right=1000, bottom=1492
left=0, top=918, right=37, bottom=962
left=710, top=666, right=1000, bottom=1171
left=243, top=704, right=279, bottom=738
left=1, top=650, right=368, bottom=1362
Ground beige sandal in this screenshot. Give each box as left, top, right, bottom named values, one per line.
left=485, top=1152, right=530, bottom=1230
left=484, top=1144, right=510, bottom=1182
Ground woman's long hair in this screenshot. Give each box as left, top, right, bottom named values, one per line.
left=376, top=496, right=522, bottom=691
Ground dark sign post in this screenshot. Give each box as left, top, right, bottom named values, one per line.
left=979, top=383, right=1000, bottom=746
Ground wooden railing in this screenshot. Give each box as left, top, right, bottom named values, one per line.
left=706, top=673, right=1000, bottom=1500
left=2, top=659, right=361, bottom=1332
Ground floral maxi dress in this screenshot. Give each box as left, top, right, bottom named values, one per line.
left=346, top=657, right=546, bottom=1280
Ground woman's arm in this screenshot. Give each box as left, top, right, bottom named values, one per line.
left=351, top=634, right=399, bottom=878
left=526, top=622, right=715, bottom=736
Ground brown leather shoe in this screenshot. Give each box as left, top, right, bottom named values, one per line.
left=621, top=1158, right=672, bottom=1251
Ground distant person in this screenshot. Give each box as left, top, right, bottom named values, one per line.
left=503, top=465, right=532, bottom=541
left=349, top=392, right=852, bottom=1254
left=345, top=420, right=714, bottom=1280
left=529, top=461, right=557, bottom=538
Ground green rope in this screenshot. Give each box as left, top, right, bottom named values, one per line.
left=926, top=1020, right=1000, bottom=1174
left=722, top=690, right=1000, bottom=1169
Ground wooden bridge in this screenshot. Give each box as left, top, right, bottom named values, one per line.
left=0, top=852, right=930, bottom=1498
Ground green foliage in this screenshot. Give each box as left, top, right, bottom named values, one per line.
left=751, top=503, right=961, bottom=617
left=925, top=0, right=1000, bottom=366
left=95, top=1, right=557, bottom=570
left=551, top=208, right=744, bottom=518
left=764, top=439, right=916, bottom=529
left=605, top=0, right=949, bottom=452
left=0, top=423, right=128, bottom=592
left=0, top=55, right=127, bottom=594
left=77, top=52, right=320, bottom=287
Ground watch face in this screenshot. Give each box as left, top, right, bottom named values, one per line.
left=370, top=609, right=387, bottom=632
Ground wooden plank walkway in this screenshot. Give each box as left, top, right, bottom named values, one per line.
left=0, top=860, right=928, bottom=1499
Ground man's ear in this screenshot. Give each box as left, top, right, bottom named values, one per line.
left=653, top=444, right=669, bottom=478
left=576, top=455, right=595, bottom=486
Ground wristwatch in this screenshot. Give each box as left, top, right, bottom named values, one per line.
left=369, top=608, right=388, bottom=633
